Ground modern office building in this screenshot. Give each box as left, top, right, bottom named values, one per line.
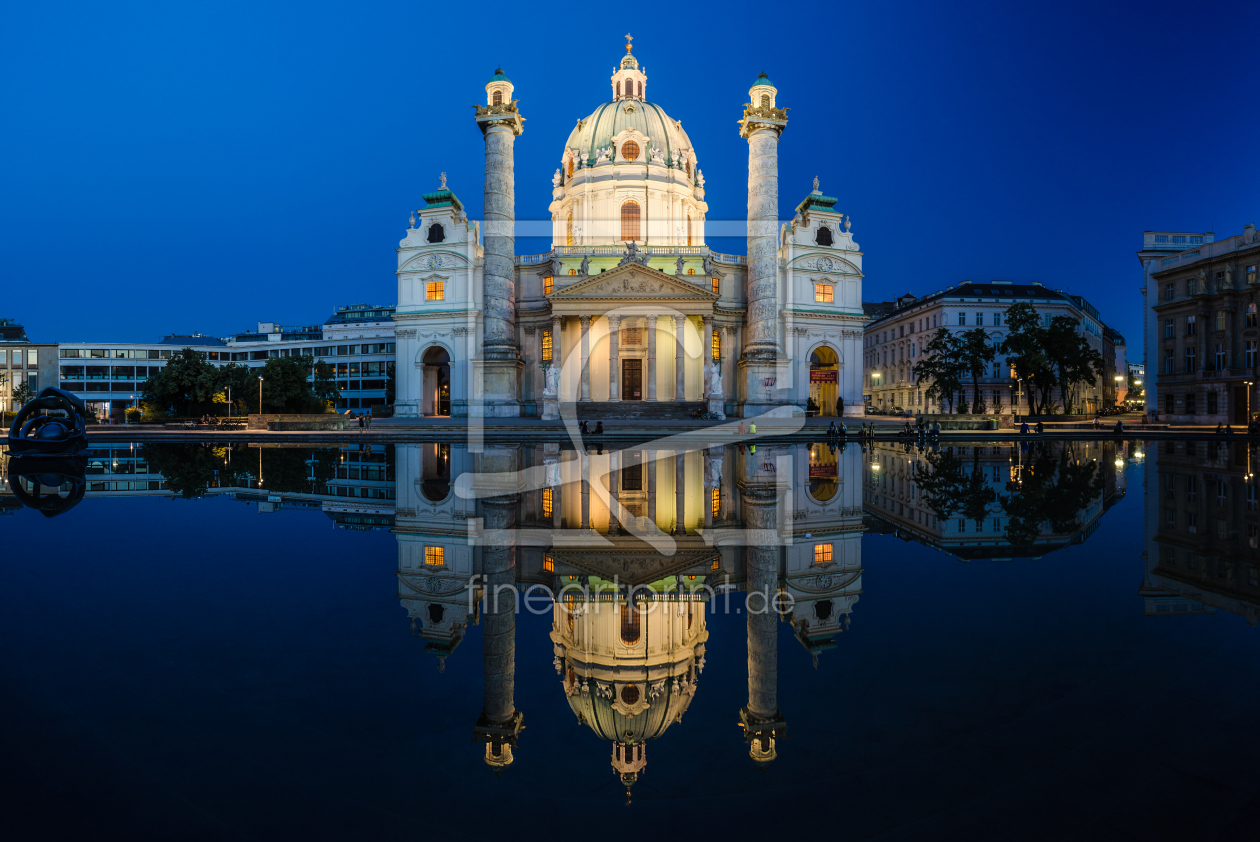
left=1138, top=229, right=1217, bottom=417
left=54, top=303, right=396, bottom=420
left=861, top=281, right=1119, bottom=414
left=0, top=319, right=57, bottom=412
left=1147, top=223, right=1260, bottom=424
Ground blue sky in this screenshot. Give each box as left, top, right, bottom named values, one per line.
left=3, top=0, right=1256, bottom=350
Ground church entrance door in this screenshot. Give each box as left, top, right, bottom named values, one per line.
left=622, top=359, right=643, bottom=401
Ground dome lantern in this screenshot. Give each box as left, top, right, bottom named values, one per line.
left=749, top=71, right=777, bottom=110
left=485, top=66, right=513, bottom=108
left=610, top=33, right=647, bottom=102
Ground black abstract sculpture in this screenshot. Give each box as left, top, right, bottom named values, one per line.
left=6, top=387, right=89, bottom=455
left=6, top=454, right=88, bottom=517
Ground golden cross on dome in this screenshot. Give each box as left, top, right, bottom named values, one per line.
left=624, top=33, right=633, bottom=53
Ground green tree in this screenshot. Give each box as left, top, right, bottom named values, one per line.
left=311, top=358, right=340, bottom=408
left=141, top=348, right=222, bottom=416
left=12, top=379, right=35, bottom=407
left=256, top=355, right=331, bottom=413
left=914, top=328, right=965, bottom=414
left=1000, top=303, right=1056, bottom=416
left=958, top=327, right=996, bottom=415
left=1044, top=316, right=1105, bottom=414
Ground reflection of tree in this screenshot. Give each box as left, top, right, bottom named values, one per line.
left=914, top=447, right=996, bottom=524
left=141, top=443, right=340, bottom=498
left=1000, top=445, right=1104, bottom=546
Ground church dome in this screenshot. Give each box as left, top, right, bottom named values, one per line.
left=563, top=100, right=694, bottom=172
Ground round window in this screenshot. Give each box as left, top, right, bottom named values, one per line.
left=620, top=683, right=640, bottom=705
left=621, top=141, right=640, bottom=162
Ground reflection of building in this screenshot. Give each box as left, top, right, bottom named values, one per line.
left=391, top=440, right=865, bottom=778
left=1144, top=439, right=1260, bottom=625
left=394, top=39, right=867, bottom=419
left=863, top=441, right=1122, bottom=560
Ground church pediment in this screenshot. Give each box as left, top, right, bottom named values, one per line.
left=548, top=263, right=717, bottom=300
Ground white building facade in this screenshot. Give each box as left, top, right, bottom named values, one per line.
left=393, top=41, right=867, bottom=420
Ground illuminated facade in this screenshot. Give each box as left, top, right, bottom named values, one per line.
left=393, top=39, right=867, bottom=420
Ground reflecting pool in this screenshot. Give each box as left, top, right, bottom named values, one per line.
left=2, top=437, right=1257, bottom=839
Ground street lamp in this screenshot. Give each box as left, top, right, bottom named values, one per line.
left=258, top=376, right=264, bottom=414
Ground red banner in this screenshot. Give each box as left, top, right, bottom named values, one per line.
left=810, top=369, right=838, bottom=383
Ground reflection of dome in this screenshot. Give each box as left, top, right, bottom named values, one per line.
left=566, top=672, right=697, bottom=745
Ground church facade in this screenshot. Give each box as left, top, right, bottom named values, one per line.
left=392, top=39, right=866, bottom=420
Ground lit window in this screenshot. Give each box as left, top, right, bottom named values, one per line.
left=712, top=330, right=721, bottom=361
left=621, top=140, right=640, bottom=162
left=542, top=490, right=554, bottom=519
left=620, top=201, right=640, bottom=241
left=687, top=268, right=695, bottom=275
left=424, top=546, right=445, bottom=566
left=567, top=212, right=573, bottom=246
left=815, top=284, right=834, bottom=303
left=711, top=276, right=720, bottom=294
left=711, top=557, right=721, bottom=571
left=686, top=214, right=692, bottom=247
left=541, top=330, right=553, bottom=362
left=760, top=93, right=769, bottom=108
left=543, top=553, right=554, bottom=572
left=711, top=487, right=720, bottom=517
left=813, top=543, right=833, bottom=564
left=492, top=90, right=502, bottom=106
left=568, top=268, right=576, bottom=275
left=543, top=275, right=553, bottom=294
left=426, top=281, right=444, bottom=301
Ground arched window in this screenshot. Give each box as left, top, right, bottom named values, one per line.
left=567, top=213, right=573, bottom=247
left=815, top=226, right=833, bottom=246
left=712, top=330, right=721, bottom=361
left=620, top=603, right=641, bottom=645
left=621, top=140, right=640, bottom=161
left=427, top=223, right=445, bottom=243
left=620, top=201, right=640, bottom=241
left=636, top=81, right=642, bottom=98
left=492, top=90, right=503, bottom=106
left=687, top=214, right=692, bottom=247
left=760, top=93, right=770, bottom=108
left=686, top=160, right=691, bottom=178
left=621, top=684, right=639, bottom=704
left=567, top=158, right=574, bottom=178
left=616, top=80, right=621, bottom=98
left=428, top=604, right=444, bottom=623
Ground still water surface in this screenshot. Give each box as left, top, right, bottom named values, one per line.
left=1, top=438, right=1257, bottom=840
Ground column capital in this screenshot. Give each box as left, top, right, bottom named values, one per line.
left=702, top=314, right=713, bottom=326
left=608, top=313, right=621, bottom=327
left=646, top=314, right=658, bottom=327
left=580, top=314, right=591, bottom=328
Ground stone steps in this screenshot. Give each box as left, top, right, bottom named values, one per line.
left=561, top=401, right=707, bottom=420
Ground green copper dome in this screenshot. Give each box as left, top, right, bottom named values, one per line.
left=487, top=67, right=511, bottom=85
left=563, top=99, right=693, bottom=170
left=751, top=71, right=774, bottom=88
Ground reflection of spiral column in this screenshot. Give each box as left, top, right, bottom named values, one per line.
left=740, top=481, right=785, bottom=764
left=471, top=444, right=523, bottom=768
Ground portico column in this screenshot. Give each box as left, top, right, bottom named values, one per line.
left=674, top=450, right=686, bottom=535
left=608, top=315, right=620, bottom=402
left=646, top=315, right=658, bottom=401
left=647, top=449, right=658, bottom=528
left=581, top=450, right=591, bottom=530
left=608, top=450, right=619, bottom=534
left=551, top=314, right=563, bottom=381
left=579, top=316, right=591, bottom=402
left=703, top=315, right=715, bottom=395
left=675, top=315, right=687, bottom=402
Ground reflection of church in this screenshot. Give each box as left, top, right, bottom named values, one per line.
left=392, top=37, right=866, bottom=420
left=392, top=440, right=864, bottom=790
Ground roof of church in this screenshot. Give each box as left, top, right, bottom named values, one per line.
left=566, top=676, right=695, bottom=745
left=487, top=67, right=510, bottom=85
left=752, top=71, right=775, bottom=88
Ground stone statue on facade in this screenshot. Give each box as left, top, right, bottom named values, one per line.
left=696, top=168, right=705, bottom=188
left=649, top=146, right=665, bottom=165
left=551, top=256, right=563, bottom=276
left=552, top=169, right=562, bottom=188
left=544, top=363, right=560, bottom=397
left=705, top=448, right=723, bottom=488
left=439, top=171, right=447, bottom=189
left=675, top=256, right=685, bottom=275
left=618, top=240, right=649, bottom=267
left=812, top=175, right=820, bottom=193
left=844, top=215, right=852, bottom=232
left=545, top=456, right=561, bottom=488
left=704, top=360, right=723, bottom=398
left=580, top=255, right=590, bottom=275
left=1225, top=264, right=1235, bottom=289
left=595, top=146, right=611, bottom=164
